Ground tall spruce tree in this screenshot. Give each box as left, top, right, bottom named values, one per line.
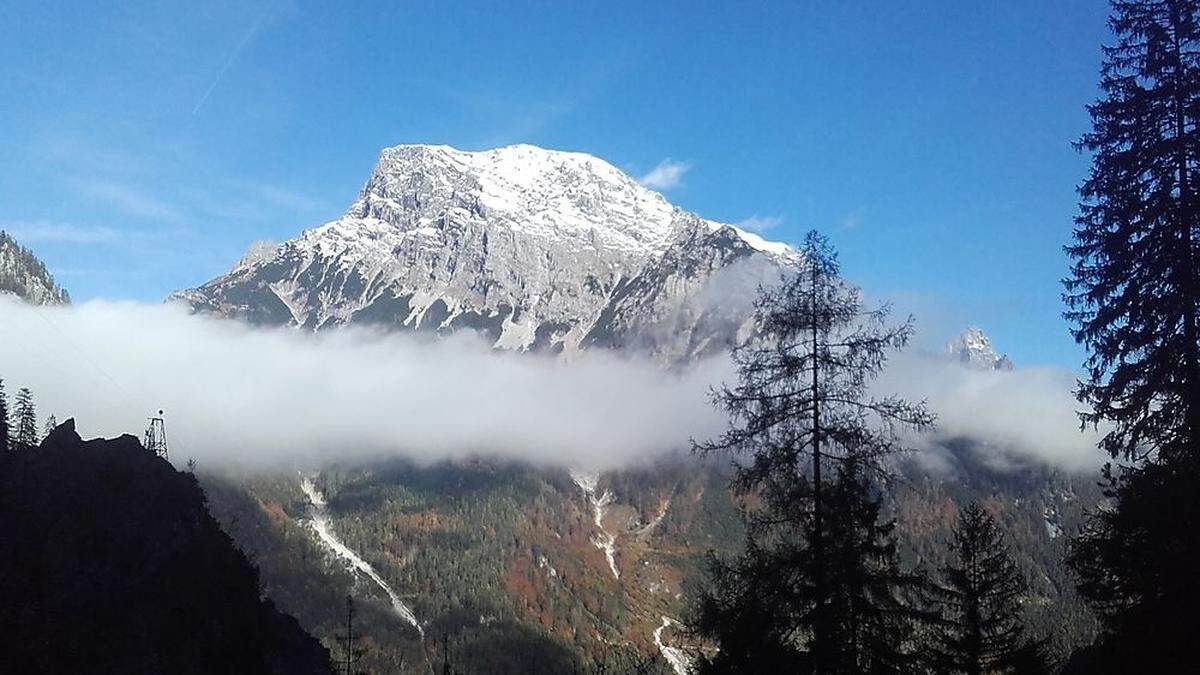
left=692, top=230, right=934, bottom=673
left=1068, top=0, right=1200, bottom=466
left=1066, top=1, right=1200, bottom=670
left=0, top=377, right=9, bottom=453
left=931, top=503, right=1047, bottom=675
left=818, top=460, right=927, bottom=673
left=12, top=387, right=36, bottom=451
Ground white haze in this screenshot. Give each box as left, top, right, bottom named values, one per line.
left=876, top=351, right=1102, bottom=471
left=0, top=297, right=1101, bottom=471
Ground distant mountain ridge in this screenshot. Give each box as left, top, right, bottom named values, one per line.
left=0, top=231, right=69, bottom=305
left=172, top=144, right=798, bottom=363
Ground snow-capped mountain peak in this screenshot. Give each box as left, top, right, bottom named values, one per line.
left=945, top=326, right=1014, bottom=371
left=350, top=143, right=680, bottom=259
left=174, top=143, right=798, bottom=362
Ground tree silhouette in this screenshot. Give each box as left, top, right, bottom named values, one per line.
left=0, top=377, right=9, bottom=453
left=692, top=230, right=934, bottom=673
left=337, top=595, right=364, bottom=675
left=930, top=503, right=1048, bottom=674
left=1065, top=1, right=1200, bottom=669
left=12, top=388, right=36, bottom=451
left=41, top=414, right=56, bottom=442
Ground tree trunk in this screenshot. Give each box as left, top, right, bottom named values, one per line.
left=1171, top=6, right=1200, bottom=456
left=810, top=258, right=825, bottom=672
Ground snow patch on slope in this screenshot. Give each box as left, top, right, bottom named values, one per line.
left=570, top=469, right=620, bottom=579
left=299, top=477, right=424, bottom=636
left=653, top=616, right=692, bottom=675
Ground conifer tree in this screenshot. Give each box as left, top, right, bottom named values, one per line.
left=0, top=377, right=9, bottom=453
left=1068, top=0, right=1200, bottom=465
left=42, top=414, right=56, bottom=442
left=337, top=595, right=363, bottom=675
left=931, top=503, right=1047, bottom=674
left=13, top=387, right=36, bottom=451
left=1066, top=1, right=1200, bottom=669
left=817, top=460, right=926, bottom=673
left=692, top=230, right=934, bottom=673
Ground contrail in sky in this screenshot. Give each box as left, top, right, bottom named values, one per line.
left=191, top=12, right=267, bottom=116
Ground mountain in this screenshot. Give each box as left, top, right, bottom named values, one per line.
left=945, top=326, right=1014, bottom=370
left=167, top=145, right=1100, bottom=670
left=200, top=447, right=1100, bottom=674
left=172, top=144, right=796, bottom=362
left=0, top=420, right=332, bottom=674
left=0, top=230, right=69, bottom=305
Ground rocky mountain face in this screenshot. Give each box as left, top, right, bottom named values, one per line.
left=173, top=144, right=796, bottom=362
left=0, top=231, right=69, bottom=305
left=945, top=326, right=1014, bottom=370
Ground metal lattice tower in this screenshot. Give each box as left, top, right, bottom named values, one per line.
left=144, top=410, right=169, bottom=461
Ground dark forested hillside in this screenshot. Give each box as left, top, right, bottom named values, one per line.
left=893, top=440, right=1103, bottom=658
left=0, top=420, right=332, bottom=675
left=202, top=456, right=736, bottom=674
left=199, top=448, right=1100, bottom=673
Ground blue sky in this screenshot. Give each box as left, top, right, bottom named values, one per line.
left=0, top=0, right=1108, bottom=367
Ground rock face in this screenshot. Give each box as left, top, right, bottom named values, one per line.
left=0, top=231, right=69, bottom=305
left=945, top=326, right=1014, bottom=371
left=0, top=420, right=333, bottom=674
left=172, top=144, right=797, bottom=362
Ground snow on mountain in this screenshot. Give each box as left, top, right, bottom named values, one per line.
left=570, top=469, right=620, bottom=580
left=172, top=143, right=799, bottom=361
left=0, top=231, right=69, bottom=305
left=300, top=477, right=424, bottom=637
left=945, top=326, right=1013, bottom=371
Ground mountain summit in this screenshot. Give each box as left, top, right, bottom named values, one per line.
left=945, top=326, right=1014, bottom=371
left=172, top=144, right=797, bottom=362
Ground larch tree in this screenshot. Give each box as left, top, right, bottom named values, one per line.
left=1065, top=0, right=1200, bottom=669
left=691, top=230, right=934, bottom=673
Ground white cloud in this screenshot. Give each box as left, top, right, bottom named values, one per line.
left=638, top=159, right=691, bottom=190
left=0, top=298, right=730, bottom=471
left=1, top=220, right=120, bottom=245
left=874, top=350, right=1102, bottom=471
left=0, top=298, right=1101, bottom=474
left=735, top=215, right=784, bottom=233
left=78, top=180, right=183, bottom=222
left=245, top=183, right=327, bottom=213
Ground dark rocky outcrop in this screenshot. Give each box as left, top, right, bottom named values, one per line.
left=0, top=420, right=332, bottom=674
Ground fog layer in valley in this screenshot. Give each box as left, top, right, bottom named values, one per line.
left=0, top=297, right=1099, bottom=471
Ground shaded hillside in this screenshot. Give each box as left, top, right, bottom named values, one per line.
left=203, top=449, right=1099, bottom=672
left=0, top=420, right=332, bottom=674
left=893, top=440, right=1103, bottom=657
left=202, top=457, right=735, bottom=673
